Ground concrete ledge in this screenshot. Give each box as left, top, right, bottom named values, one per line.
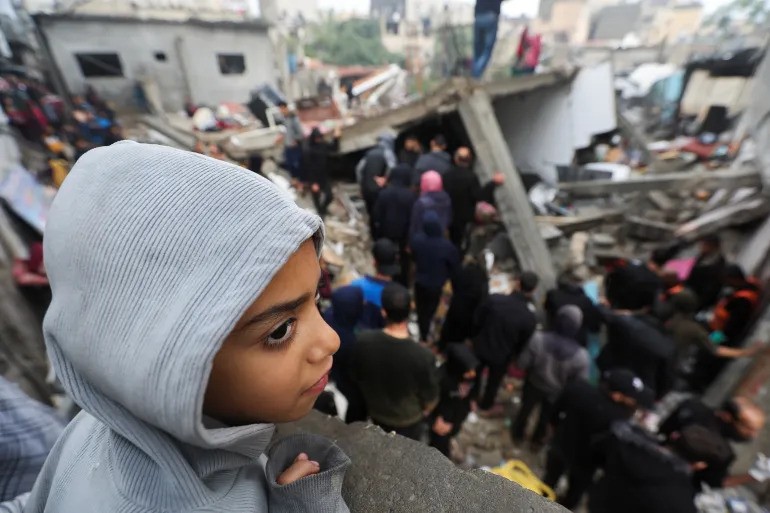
left=274, top=411, right=567, bottom=513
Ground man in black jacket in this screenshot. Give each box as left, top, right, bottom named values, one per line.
left=596, top=306, right=675, bottom=400
left=304, top=125, right=341, bottom=218
left=685, top=234, right=727, bottom=311
left=372, top=164, right=417, bottom=286
left=589, top=422, right=732, bottom=513
left=442, top=146, right=503, bottom=252
left=357, top=133, right=396, bottom=233
left=412, top=134, right=452, bottom=186
left=544, top=369, right=654, bottom=509
left=473, top=271, right=539, bottom=411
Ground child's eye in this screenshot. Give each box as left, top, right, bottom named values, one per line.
left=266, top=318, right=296, bottom=347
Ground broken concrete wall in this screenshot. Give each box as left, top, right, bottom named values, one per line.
left=737, top=48, right=770, bottom=186
left=275, top=411, right=567, bottom=513
left=494, top=62, right=617, bottom=183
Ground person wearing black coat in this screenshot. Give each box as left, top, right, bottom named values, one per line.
left=304, top=125, right=341, bottom=218
left=596, top=307, right=675, bottom=400
left=685, top=235, right=727, bottom=311
left=429, top=343, right=479, bottom=457
left=438, top=255, right=489, bottom=351
left=372, top=164, right=417, bottom=286
left=441, top=146, right=502, bottom=252
left=410, top=210, right=461, bottom=342
left=473, top=272, right=539, bottom=411
left=412, top=134, right=452, bottom=186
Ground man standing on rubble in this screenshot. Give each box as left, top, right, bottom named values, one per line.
left=412, top=134, right=452, bottom=186
left=357, top=133, right=397, bottom=234
left=472, top=0, right=505, bottom=79
left=442, top=146, right=504, bottom=252
left=277, top=101, right=305, bottom=191
left=351, top=283, right=439, bottom=440
left=473, top=271, right=539, bottom=412
left=351, top=238, right=401, bottom=329
left=398, top=134, right=424, bottom=170
left=685, top=234, right=727, bottom=311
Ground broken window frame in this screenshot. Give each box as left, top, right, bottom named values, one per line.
left=217, top=53, right=246, bottom=75
left=75, top=53, right=124, bottom=78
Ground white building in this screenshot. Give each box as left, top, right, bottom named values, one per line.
left=35, top=12, right=276, bottom=112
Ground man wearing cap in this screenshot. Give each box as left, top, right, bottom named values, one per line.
left=351, top=238, right=401, bottom=330
left=543, top=369, right=654, bottom=510
left=350, top=283, right=440, bottom=441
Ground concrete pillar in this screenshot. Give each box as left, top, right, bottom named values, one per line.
left=458, top=88, right=556, bottom=290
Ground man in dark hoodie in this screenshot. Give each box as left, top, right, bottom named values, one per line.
left=545, top=270, right=602, bottom=347
left=398, top=134, right=423, bottom=169
left=442, top=146, right=504, bottom=252
left=686, top=234, right=727, bottom=311
left=512, top=305, right=589, bottom=445
left=597, top=292, right=675, bottom=400
left=544, top=369, right=654, bottom=510
left=473, top=271, right=539, bottom=411
left=411, top=210, right=461, bottom=342
left=304, top=125, right=342, bottom=218
left=372, top=163, right=417, bottom=286
left=439, top=254, right=489, bottom=351
left=429, top=343, right=479, bottom=457
left=589, top=422, right=731, bottom=513
left=412, top=134, right=452, bottom=186
left=357, top=133, right=396, bottom=233
left=323, top=286, right=366, bottom=423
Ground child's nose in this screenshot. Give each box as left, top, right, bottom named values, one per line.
left=309, top=315, right=340, bottom=363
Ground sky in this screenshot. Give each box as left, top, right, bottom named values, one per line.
left=317, top=0, right=736, bottom=18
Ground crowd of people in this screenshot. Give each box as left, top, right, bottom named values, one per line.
left=302, top=123, right=770, bottom=511
left=2, top=96, right=770, bottom=513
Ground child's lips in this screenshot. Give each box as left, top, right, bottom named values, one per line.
left=304, top=366, right=331, bottom=395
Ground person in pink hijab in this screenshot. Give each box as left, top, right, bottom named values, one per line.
left=409, top=170, right=452, bottom=241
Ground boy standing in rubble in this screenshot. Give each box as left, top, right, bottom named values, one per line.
left=14, top=142, right=350, bottom=512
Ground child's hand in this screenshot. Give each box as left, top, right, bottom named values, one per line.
left=276, top=452, right=321, bottom=485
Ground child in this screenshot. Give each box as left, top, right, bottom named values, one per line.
left=22, top=141, right=350, bottom=512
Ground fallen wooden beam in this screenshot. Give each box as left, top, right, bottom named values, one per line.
left=559, top=169, right=762, bottom=198
left=675, top=197, right=770, bottom=242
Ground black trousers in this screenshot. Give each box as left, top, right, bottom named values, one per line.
left=474, top=360, right=508, bottom=410
left=449, top=220, right=470, bottom=254
left=543, top=448, right=595, bottom=510
left=312, top=181, right=333, bottom=218
left=511, top=380, right=554, bottom=444
left=415, top=283, right=443, bottom=342
left=362, top=189, right=379, bottom=236
left=376, top=419, right=425, bottom=441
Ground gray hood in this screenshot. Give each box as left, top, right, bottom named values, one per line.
left=554, top=305, right=583, bottom=339
left=43, top=142, right=321, bottom=481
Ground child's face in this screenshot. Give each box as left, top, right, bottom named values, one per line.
left=203, top=240, right=340, bottom=425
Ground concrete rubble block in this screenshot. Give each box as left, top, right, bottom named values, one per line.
left=675, top=197, right=770, bottom=242
left=647, top=190, right=676, bottom=212
left=274, top=412, right=567, bottom=513
left=644, top=210, right=668, bottom=222
left=626, top=216, right=676, bottom=241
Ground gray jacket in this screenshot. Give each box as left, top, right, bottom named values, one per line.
left=22, top=142, right=350, bottom=513
left=518, top=305, right=589, bottom=401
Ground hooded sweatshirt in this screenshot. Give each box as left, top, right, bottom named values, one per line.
left=518, top=305, right=589, bottom=401
left=410, top=210, right=460, bottom=289
left=372, top=163, right=417, bottom=242
left=324, top=286, right=364, bottom=386
left=409, top=171, right=452, bottom=241
left=357, top=133, right=396, bottom=195
left=26, top=141, right=350, bottom=513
